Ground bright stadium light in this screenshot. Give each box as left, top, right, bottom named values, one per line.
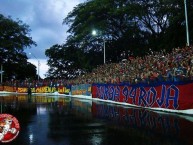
left=92, top=29, right=106, bottom=64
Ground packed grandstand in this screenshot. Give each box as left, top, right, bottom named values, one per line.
left=74, top=46, right=193, bottom=85
left=2, top=46, right=193, bottom=87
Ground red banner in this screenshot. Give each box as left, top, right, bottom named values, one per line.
left=92, top=82, right=193, bottom=110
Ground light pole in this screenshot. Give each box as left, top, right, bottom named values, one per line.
left=0, top=65, right=3, bottom=83
left=184, top=0, right=190, bottom=46
left=29, top=53, right=40, bottom=81
left=92, top=30, right=106, bottom=64
left=103, top=39, right=106, bottom=64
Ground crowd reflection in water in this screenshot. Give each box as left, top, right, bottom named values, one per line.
left=91, top=102, right=193, bottom=145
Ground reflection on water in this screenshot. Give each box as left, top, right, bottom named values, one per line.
left=0, top=94, right=193, bottom=145
left=92, top=102, right=193, bottom=145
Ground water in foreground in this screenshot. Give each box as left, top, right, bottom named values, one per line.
left=0, top=94, right=193, bottom=145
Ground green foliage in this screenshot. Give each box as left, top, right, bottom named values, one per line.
left=0, top=14, right=37, bottom=81
left=45, top=44, right=90, bottom=79
left=46, top=0, right=193, bottom=78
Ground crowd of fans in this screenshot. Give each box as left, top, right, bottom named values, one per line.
left=2, top=46, right=193, bottom=87
left=73, top=46, right=193, bottom=85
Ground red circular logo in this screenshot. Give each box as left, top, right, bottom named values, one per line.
left=0, top=114, right=20, bottom=143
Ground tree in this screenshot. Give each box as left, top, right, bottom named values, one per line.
left=45, top=44, right=88, bottom=79
left=64, top=0, right=192, bottom=54
left=4, top=61, right=37, bottom=80
left=46, top=0, right=193, bottom=78
left=161, top=0, right=193, bottom=49
left=0, top=14, right=36, bottom=81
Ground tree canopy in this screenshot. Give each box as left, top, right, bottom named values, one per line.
left=46, top=0, right=193, bottom=79
left=0, top=14, right=37, bottom=81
